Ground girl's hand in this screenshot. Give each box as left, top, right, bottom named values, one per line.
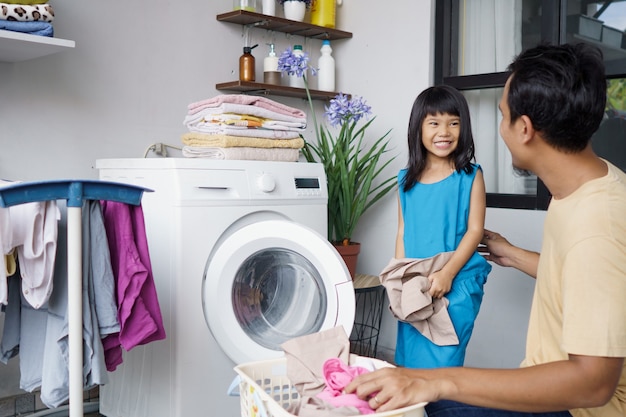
left=428, top=269, right=453, bottom=298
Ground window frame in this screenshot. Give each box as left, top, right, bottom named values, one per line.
left=434, top=0, right=562, bottom=210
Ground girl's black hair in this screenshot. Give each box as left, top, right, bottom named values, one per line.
left=403, top=85, right=476, bottom=191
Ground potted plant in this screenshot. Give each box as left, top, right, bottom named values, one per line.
left=277, top=0, right=311, bottom=21
left=277, top=47, right=397, bottom=277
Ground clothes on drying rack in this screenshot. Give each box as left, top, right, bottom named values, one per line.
left=1, top=179, right=60, bottom=309
left=1, top=201, right=117, bottom=408
left=0, top=199, right=166, bottom=408
left=99, top=200, right=166, bottom=372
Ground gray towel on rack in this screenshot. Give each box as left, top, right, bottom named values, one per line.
left=40, top=201, right=119, bottom=408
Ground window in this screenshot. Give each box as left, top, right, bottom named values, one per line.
left=435, top=0, right=626, bottom=209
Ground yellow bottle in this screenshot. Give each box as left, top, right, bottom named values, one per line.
left=310, top=0, right=335, bottom=29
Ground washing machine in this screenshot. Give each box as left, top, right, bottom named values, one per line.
left=95, top=158, right=355, bottom=417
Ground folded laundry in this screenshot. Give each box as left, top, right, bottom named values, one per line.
left=0, top=3, right=54, bottom=22
left=0, top=19, right=52, bottom=36
left=181, top=132, right=304, bottom=149
left=188, top=94, right=306, bottom=119
left=182, top=146, right=300, bottom=162
left=3, top=0, right=47, bottom=4
left=184, top=103, right=307, bottom=126
left=186, top=123, right=303, bottom=139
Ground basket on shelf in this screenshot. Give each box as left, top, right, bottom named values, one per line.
left=234, top=355, right=427, bottom=417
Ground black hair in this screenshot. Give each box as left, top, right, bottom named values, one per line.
left=403, top=85, right=476, bottom=191
left=506, top=43, right=607, bottom=152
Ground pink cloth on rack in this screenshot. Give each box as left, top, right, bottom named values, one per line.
left=100, top=201, right=166, bottom=371
left=316, top=358, right=375, bottom=414
left=187, top=94, right=306, bottom=119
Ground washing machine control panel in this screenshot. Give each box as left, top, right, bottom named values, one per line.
left=294, top=177, right=323, bottom=197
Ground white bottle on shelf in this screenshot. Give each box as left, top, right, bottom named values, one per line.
left=317, top=40, right=335, bottom=92
left=288, top=44, right=306, bottom=89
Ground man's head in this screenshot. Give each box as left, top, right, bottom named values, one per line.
left=505, top=43, right=607, bottom=153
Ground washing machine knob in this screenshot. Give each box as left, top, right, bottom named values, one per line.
left=257, top=173, right=276, bottom=192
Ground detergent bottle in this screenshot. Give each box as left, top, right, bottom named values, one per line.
left=317, top=40, right=335, bottom=92
left=310, top=0, right=336, bottom=28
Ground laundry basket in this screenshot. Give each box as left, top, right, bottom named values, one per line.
left=234, top=355, right=426, bottom=417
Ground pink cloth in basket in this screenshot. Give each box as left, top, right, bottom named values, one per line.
left=316, top=358, right=375, bottom=414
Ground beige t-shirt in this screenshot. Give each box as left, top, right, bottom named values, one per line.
left=521, top=161, right=626, bottom=417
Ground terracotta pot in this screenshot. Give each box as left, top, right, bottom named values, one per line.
left=333, top=241, right=360, bottom=279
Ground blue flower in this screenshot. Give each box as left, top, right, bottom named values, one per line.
left=277, top=48, right=317, bottom=78
left=324, top=93, right=372, bottom=127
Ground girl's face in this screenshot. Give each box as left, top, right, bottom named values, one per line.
left=421, top=112, right=460, bottom=161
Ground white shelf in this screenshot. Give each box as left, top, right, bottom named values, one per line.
left=0, top=29, right=75, bottom=62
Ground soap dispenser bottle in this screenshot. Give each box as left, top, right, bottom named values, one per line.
left=239, top=44, right=258, bottom=82
left=263, top=43, right=280, bottom=85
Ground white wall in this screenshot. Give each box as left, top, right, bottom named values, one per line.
left=0, top=0, right=544, bottom=400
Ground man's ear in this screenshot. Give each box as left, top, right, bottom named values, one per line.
left=519, top=115, right=536, bottom=144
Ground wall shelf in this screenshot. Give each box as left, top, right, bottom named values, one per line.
left=216, top=10, right=351, bottom=101
left=216, top=10, right=352, bottom=40
left=0, top=29, right=75, bottom=62
left=216, top=80, right=341, bottom=100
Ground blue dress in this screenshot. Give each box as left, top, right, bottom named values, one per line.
left=395, top=164, right=491, bottom=368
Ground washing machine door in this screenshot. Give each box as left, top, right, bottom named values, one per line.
left=202, top=219, right=355, bottom=365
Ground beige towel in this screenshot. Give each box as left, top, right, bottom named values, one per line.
left=181, top=132, right=304, bottom=149
left=281, top=326, right=351, bottom=397
left=380, top=254, right=459, bottom=346
left=182, top=146, right=299, bottom=162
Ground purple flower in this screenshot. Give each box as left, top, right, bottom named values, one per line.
left=324, top=93, right=372, bottom=127
left=277, top=48, right=317, bottom=78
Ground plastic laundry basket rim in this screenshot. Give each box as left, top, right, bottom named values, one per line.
left=234, top=355, right=428, bottom=417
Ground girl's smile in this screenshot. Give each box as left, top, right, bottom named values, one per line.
left=422, top=112, right=460, bottom=158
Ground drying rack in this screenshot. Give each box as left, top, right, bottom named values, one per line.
left=0, top=180, right=151, bottom=417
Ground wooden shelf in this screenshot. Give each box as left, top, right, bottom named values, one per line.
left=216, top=80, right=340, bottom=100
left=216, top=10, right=352, bottom=40
left=0, top=29, right=75, bottom=62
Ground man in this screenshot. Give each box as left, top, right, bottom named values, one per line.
left=345, top=43, right=626, bottom=417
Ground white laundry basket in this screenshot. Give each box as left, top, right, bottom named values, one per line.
left=234, top=355, right=426, bottom=417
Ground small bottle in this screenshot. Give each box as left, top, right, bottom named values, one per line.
left=288, top=45, right=306, bottom=89
left=239, top=44, right=258, bottom=82
left=233, top=0, right=257, bottom=12
left=317, top=40, right=335, bottom=92
left=310, top=0, right=336, bottom=28
left=263, top=43, right=281, bottom=85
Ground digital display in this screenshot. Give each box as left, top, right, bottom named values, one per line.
left=294, top=178, right=320, bottom=189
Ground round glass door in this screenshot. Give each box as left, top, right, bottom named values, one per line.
left=233, top=248, right=327, bottom=350
left=202, top=219, right=354, bottom=364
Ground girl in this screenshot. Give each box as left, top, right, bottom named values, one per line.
left=395, top=85, right=491, bottom=368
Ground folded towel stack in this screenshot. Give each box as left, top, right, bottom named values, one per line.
left=181, top=94, right=307, bottom=162
left=0, top=1, right=55, bottom=37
